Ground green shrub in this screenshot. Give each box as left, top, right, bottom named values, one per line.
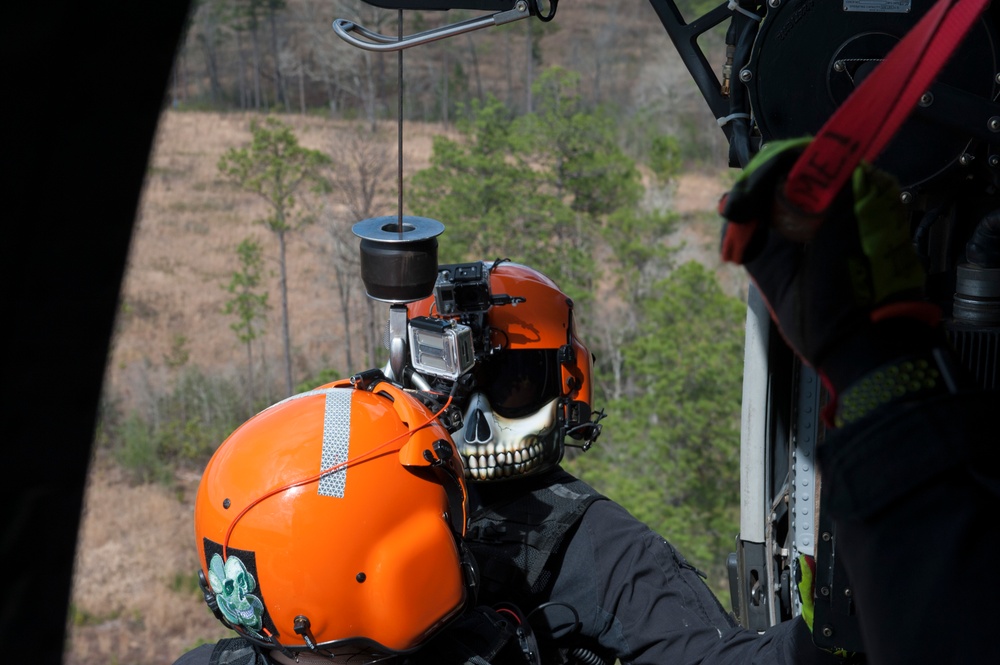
left=100, top=366, right=259, bottom=482
left=114, top=412, right=172, bottom=485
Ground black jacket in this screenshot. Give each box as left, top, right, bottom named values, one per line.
left=467, top=468, right=841, bottom=665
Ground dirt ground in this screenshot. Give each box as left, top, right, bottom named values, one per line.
left=65, top=109, right=739, bottom=665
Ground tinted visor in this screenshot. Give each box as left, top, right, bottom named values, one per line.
left=474, top=349, right=561, bottom=418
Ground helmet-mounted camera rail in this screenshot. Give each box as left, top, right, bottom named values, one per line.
left=333, top=0, right=557, bottom=52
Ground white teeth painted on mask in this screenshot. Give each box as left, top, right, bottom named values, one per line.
left=462, top=444, right=477, bottom=458
left=487, top=442, right=495, bottom=456
left=477, top=445, right=486, bottom=456
left=488, top=454, right=496, bottom=468
left=468, top=455, right=478, bottom=469
left=487, top=467, right=496, bottom=479
left=479, top=455, right=487, bottom=469
left=514, top=450, right=522, bottom=464
left=505, top=452, right=513, bottom=466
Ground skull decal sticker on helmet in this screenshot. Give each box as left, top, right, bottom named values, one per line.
left=207, top=552, right=265, bottom=635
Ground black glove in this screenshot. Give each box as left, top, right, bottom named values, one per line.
left=719, top=137, right=940, bottom=398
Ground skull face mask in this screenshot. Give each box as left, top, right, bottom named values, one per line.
left=459, top=348, right=565, bottom=481
left=460, top=391, right=562, bottom=480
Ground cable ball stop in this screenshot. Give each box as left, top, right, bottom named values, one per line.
left=352, top=216, right=445, bottom=304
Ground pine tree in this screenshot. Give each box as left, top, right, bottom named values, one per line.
left=218, top=116, right=330, bottom=396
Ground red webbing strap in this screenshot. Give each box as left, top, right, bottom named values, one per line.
left=783, top=0, right=989, bottom=216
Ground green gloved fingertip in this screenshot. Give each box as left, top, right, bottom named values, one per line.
left=795, top=553, right=816, bottom=633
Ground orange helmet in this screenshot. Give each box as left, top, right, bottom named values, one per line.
left=193, top=380, right=472, bottom=661
left=406, top=260, right=602, bottom=481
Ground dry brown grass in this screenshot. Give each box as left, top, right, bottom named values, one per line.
left=66, top=455, right=231, bottom=665
left=108, top=111, right=453, bottom=400
left=68, top=108, right=734, bottom=665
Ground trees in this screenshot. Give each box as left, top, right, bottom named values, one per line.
left=410, top=97, right=549, bottom=261
left=567, top=261, right=746, bottom=594
left=223, top=237, right=270, bottom=416
left=218, top=116, right=330, bottom=396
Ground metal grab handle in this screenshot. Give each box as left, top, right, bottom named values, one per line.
left=332, top=2, right=532, bottom=52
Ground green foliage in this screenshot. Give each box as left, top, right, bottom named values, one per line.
left=649, top=134, right=683, bottom=182
left=164, top=334, right=191, bottom=369
left=99, top=368, right=253, bottom=482
left=114, top=412, right=173, bottom=485
left=224, top=237, right=269, bottom=345
left=217, top=116, right=331, bottom=233
left=410, top=96, right=584, bottom=296
left=528, top=68, right=642, bottom=217
left=295, top=367, right=342, bottom=393
left=68, top=603, right=121, bottom=627
left=601, top=207, right=680, bottom=305
left=170, top=571, right=203, bottom=597
left=567, top=261, right=746, bottom=595
left=410, top=71, right=650, bottom=307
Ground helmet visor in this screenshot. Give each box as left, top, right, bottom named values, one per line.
left=474, top=349, right=561, bottom=418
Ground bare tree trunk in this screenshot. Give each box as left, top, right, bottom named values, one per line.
left=262, top=336, right=273, bottom=405
left=277, top=229, right=293, bottom=396
left=504, top=30, right=513, bottom=108
left=442, top=48, right=449, bottom=125
left=251, top=24, right=263, bottom=110
left=197, top=32, right=222, bottom=105
left=245, top=339, right=255, bottom=417
left=323, top=71, right=336, bottom=114
left=298, top=54, right=306, bottom=113
left=466, top=34, right=483, bottom=104
left=268, top=4, right=288, bottom=111
left=365, top=297, right=379, bottom=368
left=237, top=31, right=249, bottom=110
left=525, top=22, right=533, bottom=114
left=330, top=244, right=356, bottom=372
left=364, top=51, right=378, bottom=132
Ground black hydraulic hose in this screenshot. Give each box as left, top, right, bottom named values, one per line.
left=967, top=210, right=1000, bottom=267
left=728, top=14, right=759, bottom=168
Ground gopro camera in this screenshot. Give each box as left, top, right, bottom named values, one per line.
left=408, top=316, right=475, bottom=380
left=434, top=262, right=493, bottom=314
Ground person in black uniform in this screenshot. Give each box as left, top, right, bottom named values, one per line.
left=720, top=138, right=1000, bottom=664
left=403, top=260, right=846, bottom=665
left=172, top=380, right=539, bottom=665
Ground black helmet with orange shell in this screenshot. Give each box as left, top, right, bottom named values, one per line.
left=193, top=378, right=474, bottom=663
left=406, top=260, right=603, bottom=482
